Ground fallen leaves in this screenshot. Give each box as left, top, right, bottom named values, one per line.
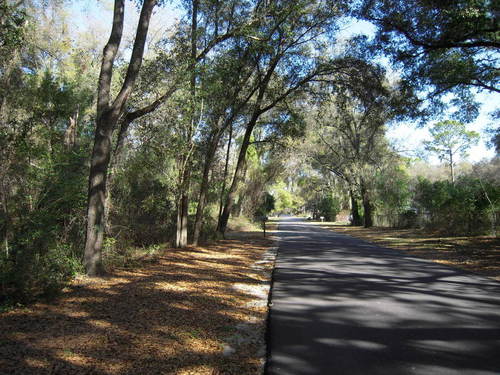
left=0, top=234, right=275, bottom=375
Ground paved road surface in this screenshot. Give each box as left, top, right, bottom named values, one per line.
left=266, top=218, right=500, bottom=375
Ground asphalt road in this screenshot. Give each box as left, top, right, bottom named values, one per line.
left=266, top=217, right=500, bottom=375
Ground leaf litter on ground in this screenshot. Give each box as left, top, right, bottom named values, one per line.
left=0, top=231, right=276, bottom=375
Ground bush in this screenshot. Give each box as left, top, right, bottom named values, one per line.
left=2, top=244, right=83, bottom=303
left=318, top=195, right=340, bottom=222
left=400, top=209, right=418, bottom=228
left=414, top=176, right=499, bottom=234
left=254, top=192, right=275, bottom=219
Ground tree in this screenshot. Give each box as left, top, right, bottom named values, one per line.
left=0, top=1, right=98, bottom=300
left=270, top=180, right=303, bottom=215
left=423, top=120, right=480, bottom=183
left=308, top=60, right=403, bottom=227
left=358, top=0, right=499, bottom=119
left=216, top=0, right=352, bottom=235
left=191, top=32, right=261, bottom=245
left=84, top=0, right=157, bottom=276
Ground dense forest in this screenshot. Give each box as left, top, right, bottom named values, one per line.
left=0, top=0, right=498, bottom=302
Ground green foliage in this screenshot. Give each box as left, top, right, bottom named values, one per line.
left=254, top=192, right=275, bottom=219
left=423, top=120, right=480, bottom=181
left=1, top=142, right=89, bottom=302
left=272, top=182, right=304, bottom=215
left=1, top=244, right=83, bottom=303
left=358, top=0, right=498, bottom=119
left=424, top=120, right=480, bottom=160
left=0, top=2, right=26, bottom=51
left=374, top=163, right=412, bottom=215
left=414, top=176, right=499, bottom=234
left=102, top=238, right=163, bottom=271
left=485, top=111, right=499, bottom=154
left=0, top=34, right=93, bottom=303
left=318, top=194, right=340, bottom=222
left=110, top=147, right=177, bottom=247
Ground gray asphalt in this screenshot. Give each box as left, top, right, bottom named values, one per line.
left=266, top=218, right=500, bottom=375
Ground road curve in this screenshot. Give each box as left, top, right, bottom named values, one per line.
left=266, top=217, right=500, bottom=375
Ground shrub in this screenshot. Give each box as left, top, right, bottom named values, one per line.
left=414, top=176, right=499, bottom=234
left=3, top=244, right=83, bottom=303
left=318, top=195, right=340, bottom=222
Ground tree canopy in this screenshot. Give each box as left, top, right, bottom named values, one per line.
left=358, top=0, right=499, bottom=120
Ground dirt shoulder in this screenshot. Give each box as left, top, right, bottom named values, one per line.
left=0, top=232, right=276, bottom=375
left=320, top=223, right=500, bottom=281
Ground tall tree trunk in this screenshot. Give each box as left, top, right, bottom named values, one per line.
left=0, top=183, right=10, bottom=257
left=193, top=131, right=219, bottom=246
left=175, top=161, right=190, bottom=248
left=84, top=0, right=156, bottom=275
left=449, top=149, right=455, bottom=183
left=85, top=113, right=116, bottom=275
left=349, top=189, right=362, bottom=226
left=361, top=182, right=373, bottom=228
left=218, top=122, right=233, bottom=223
left=175, top=192, right=189, bottom=247
left=64, top=107, right=79, bottom=149
left=217, top=116, right=258, bottom=234
left=174, top=0, right=198, bottom=248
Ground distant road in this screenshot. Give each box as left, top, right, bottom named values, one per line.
left=266, top=217, right=500, bottom=375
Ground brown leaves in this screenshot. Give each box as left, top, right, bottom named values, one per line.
left=0, top=235, right=275, bottom=375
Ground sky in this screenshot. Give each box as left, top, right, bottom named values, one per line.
left=68, top=2, right=497, bottom=164
left=387, top=93, right=497, bottom=163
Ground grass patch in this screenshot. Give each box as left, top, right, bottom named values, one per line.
left=320, top=223, right=500, bottom=281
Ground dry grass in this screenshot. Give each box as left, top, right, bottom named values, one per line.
left=0, top=234, right=275, bottom=375
left=321, top=223, right=500, bottom=281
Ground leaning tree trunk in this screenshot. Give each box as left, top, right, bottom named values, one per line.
left=103, top=118, right=131, bottom=235
left=218, top=122, right=233, bottom=223
left=193, top=131, right=220, bottom=246
left=217, top=116, right=257, bottom=235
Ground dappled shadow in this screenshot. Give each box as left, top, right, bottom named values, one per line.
left=267, top=218, right=500, bottom=375
left=321, top=223, right=500, bottom=280
left=0, top=237, right=272, bottom=375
